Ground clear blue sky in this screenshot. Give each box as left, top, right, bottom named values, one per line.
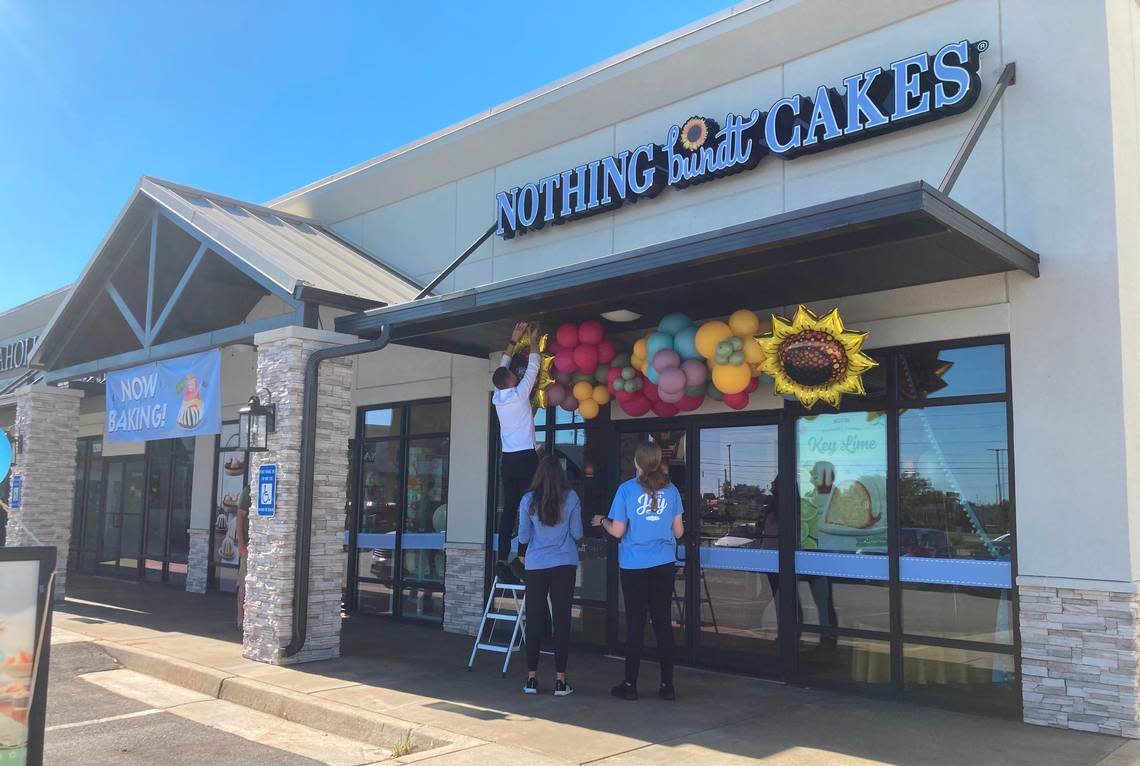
left=0, top=0, right=734, bottom=312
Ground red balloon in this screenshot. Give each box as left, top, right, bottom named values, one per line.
left=621, top=394, right=652, bottom=417
left=676, top=393, right=705, bottom=412
left=596, top=339, right=617, bottom=364
left=607, top=366, right=623, bottom=383
left=723, top=392, right=749, bottom=410
left=554, top=352, right=578, bottom=374
left=745, top=377, right=759, bottom=394
left=556, top=323, right=580, bottom=349
left=573, top=344, right=599, bottom=375
left=642, top=378, right=660, bottom=402
left=578, top=320, right=604, bottom=345
left=651, top=400, right=679, bottom=418
left=546, top=339, right=562, bottom=357
left=614, top=388, right=634, bottom=404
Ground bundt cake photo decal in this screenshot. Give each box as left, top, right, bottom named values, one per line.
left=757, top=306, right=877, bottom=408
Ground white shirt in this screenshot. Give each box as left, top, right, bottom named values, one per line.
left=492, top=352, right=539, bottom=453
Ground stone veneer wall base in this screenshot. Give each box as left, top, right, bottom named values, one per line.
left=185, top=528, right=210, bottom=594
left=443, top=544, right=486, bottom=636
left=1020, top=581, right=1140, bottom=738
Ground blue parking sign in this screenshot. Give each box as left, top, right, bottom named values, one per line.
left=257, top=464, right=276, bottom=517
left=9, top=474, right=21, bottom=509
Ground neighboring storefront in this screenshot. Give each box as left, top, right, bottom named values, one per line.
left=4, top=0, right=1139, bottom=739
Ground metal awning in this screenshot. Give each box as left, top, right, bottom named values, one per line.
left=336, top=182, right=1039, bottom=357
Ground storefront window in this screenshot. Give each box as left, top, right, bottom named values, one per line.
left=352, top=399, right=450, bottom=623
left=897, top=343, right=1006, bottom=400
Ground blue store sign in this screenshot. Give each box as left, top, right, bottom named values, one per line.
left=9, top=474, right=22, bottom=509
left=105, top=349, right=221, bottom=443
left=257, top=463, right=277, bottom=517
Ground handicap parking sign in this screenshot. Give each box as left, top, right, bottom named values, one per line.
left=257, top=464, right=276, bottom=517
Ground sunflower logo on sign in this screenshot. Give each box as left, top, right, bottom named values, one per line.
left=679, top=116, right=718, bottom=153
left=757, top=306, right=878, bottom=408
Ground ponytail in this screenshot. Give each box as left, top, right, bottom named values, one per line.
left=634, top=441, right=671, bottom=511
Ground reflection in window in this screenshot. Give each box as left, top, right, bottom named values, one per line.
left=902, top=584, right=1013, bottom=644
left=799, top=634, right=891, bottom=685
left=364, top=407, right=402, bottom=438
left=903, top=644, right=1016, bottom=715
left=899, top=403, right=1010, bottom=561
left=797, top=577, right=890, bottom=632
left=897, top=344, right=1006, bottom=400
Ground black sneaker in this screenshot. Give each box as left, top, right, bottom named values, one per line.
left=523, top=677, right=538, bottom=694
left=611, top=681, right=638, bottom=701
left=554, top=679, right=574, bottom=697
left=659, top=682, right=676, bottom=701
left=509, top=556, right=527, bottom=584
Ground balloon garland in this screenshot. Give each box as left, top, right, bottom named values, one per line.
left=509, top=328, right=555, bottom=409
left=546, top=320, right=621, bottom=419
left=756, top=305, right=877, bottom=408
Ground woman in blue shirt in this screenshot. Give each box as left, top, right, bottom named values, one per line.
left=593, top=440, right=684, bottom=701
left=517, top=454, right=582, bottom=696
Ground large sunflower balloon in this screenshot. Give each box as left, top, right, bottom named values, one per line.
left=510, top=328, right=555, bottom=409
left=757, top=306, right=877, bottom=408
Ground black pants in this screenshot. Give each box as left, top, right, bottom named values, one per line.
left=498, top=449, right=538, bottom=561
left=620, top=563, right=676, bottom=686
left=525, top=565, right=576, bottom=673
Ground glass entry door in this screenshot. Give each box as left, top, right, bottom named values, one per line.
left=694, top=424, right=781, bottom=672
left=96, top=456, right=146, bottom=578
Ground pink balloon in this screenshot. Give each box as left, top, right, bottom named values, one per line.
left=677, top=393, right=704, bottom=412
left=596, top=340, right=617, bottom=364
left=554, top=370, right=572, bottom=385
left=546, top=383, right=567, bottom=406
left=642, top=378, right=660, bottom=402
left=573, top=344, right=599, bottom=375
left=658, top=367, right=686, bottom=395
left=554, top=352, right=577, bottom=374
left=658, top=387, right=683, bottom=403
left=622, top=394, right=652, bottom=417
left=681, top=359, right=708, bottom=387
left=578, top=320, right=604, bottom=345
left=546, top=339, right=562, bottom=357
left=556, top=323, right=580, bottom=349
left=652, top=349, right=681, bottom=373
left=723, top=392, right=749, bottom=410
left=651, top=400, right=679, bottom=418
left=560, top=396, right=579, bottom=412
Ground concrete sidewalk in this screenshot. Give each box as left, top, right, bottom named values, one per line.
left=53, top=577, right=1138, bottom=766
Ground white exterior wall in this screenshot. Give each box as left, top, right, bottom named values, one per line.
left=280, top=0, right=1137, bottom=586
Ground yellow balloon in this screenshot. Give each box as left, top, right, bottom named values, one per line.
left=695, top=321, right=733, bottom=359
left=578, top=398, right=600, bottom=419
left=633, top=337, right=648, bottom=361
left=729, top=309, right=760, bottom=338
left=742, top=338, right=766, bottom=367
left=572, top=381, right=594, bottom=401
left=592, top=386, right=611, bottom=405
left=712, top=363, right=751, bottom=395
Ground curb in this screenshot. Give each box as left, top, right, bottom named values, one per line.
left=95, top=640, right=483, bottom=760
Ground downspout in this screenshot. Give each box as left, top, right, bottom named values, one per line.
left=284, top=324, right=391, bottom=658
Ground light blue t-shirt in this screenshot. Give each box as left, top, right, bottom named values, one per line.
left=518, top=489, right=582, bottom=570
left=608, top=478, right=684, bottom=569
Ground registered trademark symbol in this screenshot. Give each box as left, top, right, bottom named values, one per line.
left=976, top=40, right=990, bottom=52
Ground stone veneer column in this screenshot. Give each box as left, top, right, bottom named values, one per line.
left=443, top=543, right=486, bottom=635
left=1020, top=578, right=1140, bottom=737
left=185, top=528, right=210, bottom=594
left=242, top=327, right=355, bottom=665
left=4, top=385, right=84, bottom=601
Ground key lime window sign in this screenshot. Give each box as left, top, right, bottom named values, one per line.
left=796, top=411, right=888, bottom=554
left=105, top=349, right=221, bottom=443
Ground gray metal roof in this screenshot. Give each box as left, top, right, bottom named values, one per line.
left=140, top=177, right=422, bottom=306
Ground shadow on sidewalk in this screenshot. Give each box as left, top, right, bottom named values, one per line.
left=58, top=575, right=1128, bottom=766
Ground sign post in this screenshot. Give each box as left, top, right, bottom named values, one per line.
left=257, top=464, right=277, bottom=517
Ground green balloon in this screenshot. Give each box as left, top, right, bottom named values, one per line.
left=621, top=366, right=636, bottom=380
left=729, top=336, right=744, bottom=351
left=572, top=372, right=591, bottom=384
left=685, top=385, right=705, bottom=397
left=729, top=351, right=745, bottom=365
left=595, top=365, right=610, bottom=383
left=706, top=382, right=723, bottom=401
left=716, top=351, right=731, bottom=365
left=612, top=352, right=631, bottom=368
left=627, top=377, right=643, bottom=392
left=613, top=378, right=627, bottom=392
left=716, top=340, right=734, bottom=357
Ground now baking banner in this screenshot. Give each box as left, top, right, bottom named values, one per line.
left=105, top=349, right=221, bottom=443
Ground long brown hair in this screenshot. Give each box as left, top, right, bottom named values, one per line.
left=634, top=441, right=671, bottom=511
left=529, top=454, right=570, bottom=526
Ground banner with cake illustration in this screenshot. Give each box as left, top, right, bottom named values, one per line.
left=105, top=349, right=221, bottom=443
left=796, top=411, right=888, bottom=554
left=0, top=560, right=41, bottom=765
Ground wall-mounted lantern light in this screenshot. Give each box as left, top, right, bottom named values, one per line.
left=238, top=390, right=276, bottom=453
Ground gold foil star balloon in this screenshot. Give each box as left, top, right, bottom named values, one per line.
left=756, top=306, right=877, bottom=408
left=513, top=329, right=555, bottom=409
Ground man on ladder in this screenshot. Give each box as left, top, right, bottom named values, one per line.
left=491, top=320, right=541, bottom=583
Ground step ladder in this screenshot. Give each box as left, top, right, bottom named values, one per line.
left=468, top=577, right=527, bottom=676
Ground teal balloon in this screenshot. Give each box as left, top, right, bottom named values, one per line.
left=658, top=313, right=693, bottom=336
left=613, top=378, right=627, bottom=392
left=729, top=351, right=745, bottom=366
left=612, top=352, right=631, bottom=368
left=627, top=377, right=643, bottom=392
left=673, top=326, right=700, bottom=360
left=685, top=384, right=705, bottom=397
left=572, top=372, right=592, bottom=384
left=621, top=366, right=636, bottom=380
left=706, top=382, right=723, bottom=401
left=716, top=340, right=734, bottom=357
left=759, top=373, right=775, bottom=386
left=729, top=336, right=744, bottom=351
left=646, top=332, right=674, bottom=358
left=646, top=366, right=660, bottom=384
left=594, top=365, right=611, bottom=384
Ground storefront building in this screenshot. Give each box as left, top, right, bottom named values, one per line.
left=4, top=0, right=1140, bottom=738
